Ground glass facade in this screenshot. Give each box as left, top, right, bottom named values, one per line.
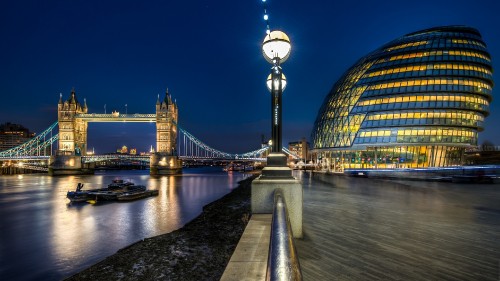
left=311, top=26, right=493, bottom=170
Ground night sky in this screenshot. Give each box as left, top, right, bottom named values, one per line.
left=1, top=0, right=499, bottom=154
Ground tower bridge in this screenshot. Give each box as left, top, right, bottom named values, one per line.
left=0, top=89, right=300, bottom=175
left=53, top=89, right=180, bottom=175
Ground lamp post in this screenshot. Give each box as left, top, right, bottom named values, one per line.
left=251, top=6, right=302, bottom=239
left=252, top=31, right=302, bottom=238
left=266, top=72, right=287, bottom=152
left=262, top=30, right=291, bottom=154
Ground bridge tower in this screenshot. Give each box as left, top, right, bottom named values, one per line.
left=57, top=89, right=88, bottom=155
left=156, top=89, right=177, bottom=154
left=150, top=89, right=182, bottom=175
left=49, top=89, right=93, bottom=175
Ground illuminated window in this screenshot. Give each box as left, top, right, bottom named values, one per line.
left=358, top=95, right=489, bottom=107
left=366, top=78, right=491, bottom=91
left=385, top=41, right=428, bottom=52
left=451, top=39, right=486, bottom=48
left=383, top=50, right=490, bottom=63
left=363, top=63, right=491, bottom=79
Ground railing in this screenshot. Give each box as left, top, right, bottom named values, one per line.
left=82, top=154, right=150, bottom=163
left=267, top=189, right=302, bottom=281
left=75, top=113, right=156, bottom=121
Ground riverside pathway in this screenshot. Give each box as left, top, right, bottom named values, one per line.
left=294, top=172, right=500, bottom=281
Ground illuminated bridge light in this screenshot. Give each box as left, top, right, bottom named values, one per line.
left=311, top=26, right=493, bottom=169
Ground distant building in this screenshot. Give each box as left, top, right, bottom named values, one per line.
left=117, top=145, right=128, bottom=154
left=0, top=122, right=35, bottom=151
left=288, top=138, right=309, bottom=161
left=114, top=146, right=138, bottom=155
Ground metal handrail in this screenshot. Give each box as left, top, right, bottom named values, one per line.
left=267, top=189, right=302, bottom=281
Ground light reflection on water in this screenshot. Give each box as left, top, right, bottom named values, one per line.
left=0, top=167, right=247, bottom=281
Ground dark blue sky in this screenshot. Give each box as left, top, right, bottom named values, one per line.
left=1, top=0, right=499, bottom=154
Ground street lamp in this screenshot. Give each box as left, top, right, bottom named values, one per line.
left=266, top=73, right=287, bottom=92
left=262, top=30, right=291, bottom=153
left=262, top=30, right=291, bottom=63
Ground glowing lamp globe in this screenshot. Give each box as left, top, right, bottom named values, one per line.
left=266, top=73, right=287, bottom=92
left=262, top=30, right=291, bottom=63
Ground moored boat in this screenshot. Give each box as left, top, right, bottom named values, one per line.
left=117, top=190, right=159, bottom=201
left=87, top=190, right=119, bottom=201
left=67, top=180, right=155, bottom=203
left=67, top=183, right=93, bottom=202
left=108, top=179, right=135, bottom=190
left=67, top=192, right=91, bottom=202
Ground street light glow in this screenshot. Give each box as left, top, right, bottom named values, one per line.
left=262, top=30, right=291, bottom=63
left=266, top=73, right=287, bottom=92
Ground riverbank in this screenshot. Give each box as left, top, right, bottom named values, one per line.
left=66, top=175, right=255, bottom=281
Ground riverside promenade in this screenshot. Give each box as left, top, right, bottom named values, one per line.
left=294, top=171, right=500, bottom=280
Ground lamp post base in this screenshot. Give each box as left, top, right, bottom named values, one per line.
left=260, top=152, right=294, bottom=179
left=252, top=153, right=302, bottom=237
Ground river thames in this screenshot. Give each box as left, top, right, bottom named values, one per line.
left=2, top=169, right=500, bottom=280
left=296, top=172, right=500, bottom=280
left=0, top=167, right=248, bottom=280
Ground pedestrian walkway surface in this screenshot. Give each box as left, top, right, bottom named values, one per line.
left=294, top=172, right=500, bottom=281
left=221, top=214, right=272, bottom=281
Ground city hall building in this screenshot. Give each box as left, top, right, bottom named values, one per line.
left=311, top=26, right=493, bottom=171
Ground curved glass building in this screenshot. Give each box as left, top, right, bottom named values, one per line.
left=311, top=26, right=493, bottom=170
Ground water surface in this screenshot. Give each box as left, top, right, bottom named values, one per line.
left=295, top=171, right=500, bottom=280
left=0, top=167, right=247, bottom=280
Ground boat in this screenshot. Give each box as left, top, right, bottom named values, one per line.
left=107, top=179, right=135, bottom=190
left=117, top=190, right=159, bottom=201
left=67, top=192, right=90, bottom=202
left=66, top=182, right=115, bottom=202
left=67, top=182, right=110, bottom=202
left=67, top=183, right=92, bottom=202
left=67, top=180, right=154, bottom=203
left=90, top=185, right=146, bottom=201
left=87, top=190, right=119, bottom=201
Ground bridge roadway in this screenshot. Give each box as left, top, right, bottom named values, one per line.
left=75, top=113, right=156, bottom=122
left=294, top=171, right=500, bottom=280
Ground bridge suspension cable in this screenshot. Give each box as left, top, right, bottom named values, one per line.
left=0, top=122, right=59, bottom=158
left=177, top=126, right=270, bottom=160
left=282, top=147, right=300, bottom=160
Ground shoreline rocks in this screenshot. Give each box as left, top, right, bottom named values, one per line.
left=66, top=175, right=255, bottom=281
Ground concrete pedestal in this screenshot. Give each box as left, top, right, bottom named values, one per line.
left=150, top=153, right=182, bottom=175
left=252, top=153, right=303, bottom=238
left=48, top=155, right=95, bottom=176
left=260, top=153, right=294, bottom=179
